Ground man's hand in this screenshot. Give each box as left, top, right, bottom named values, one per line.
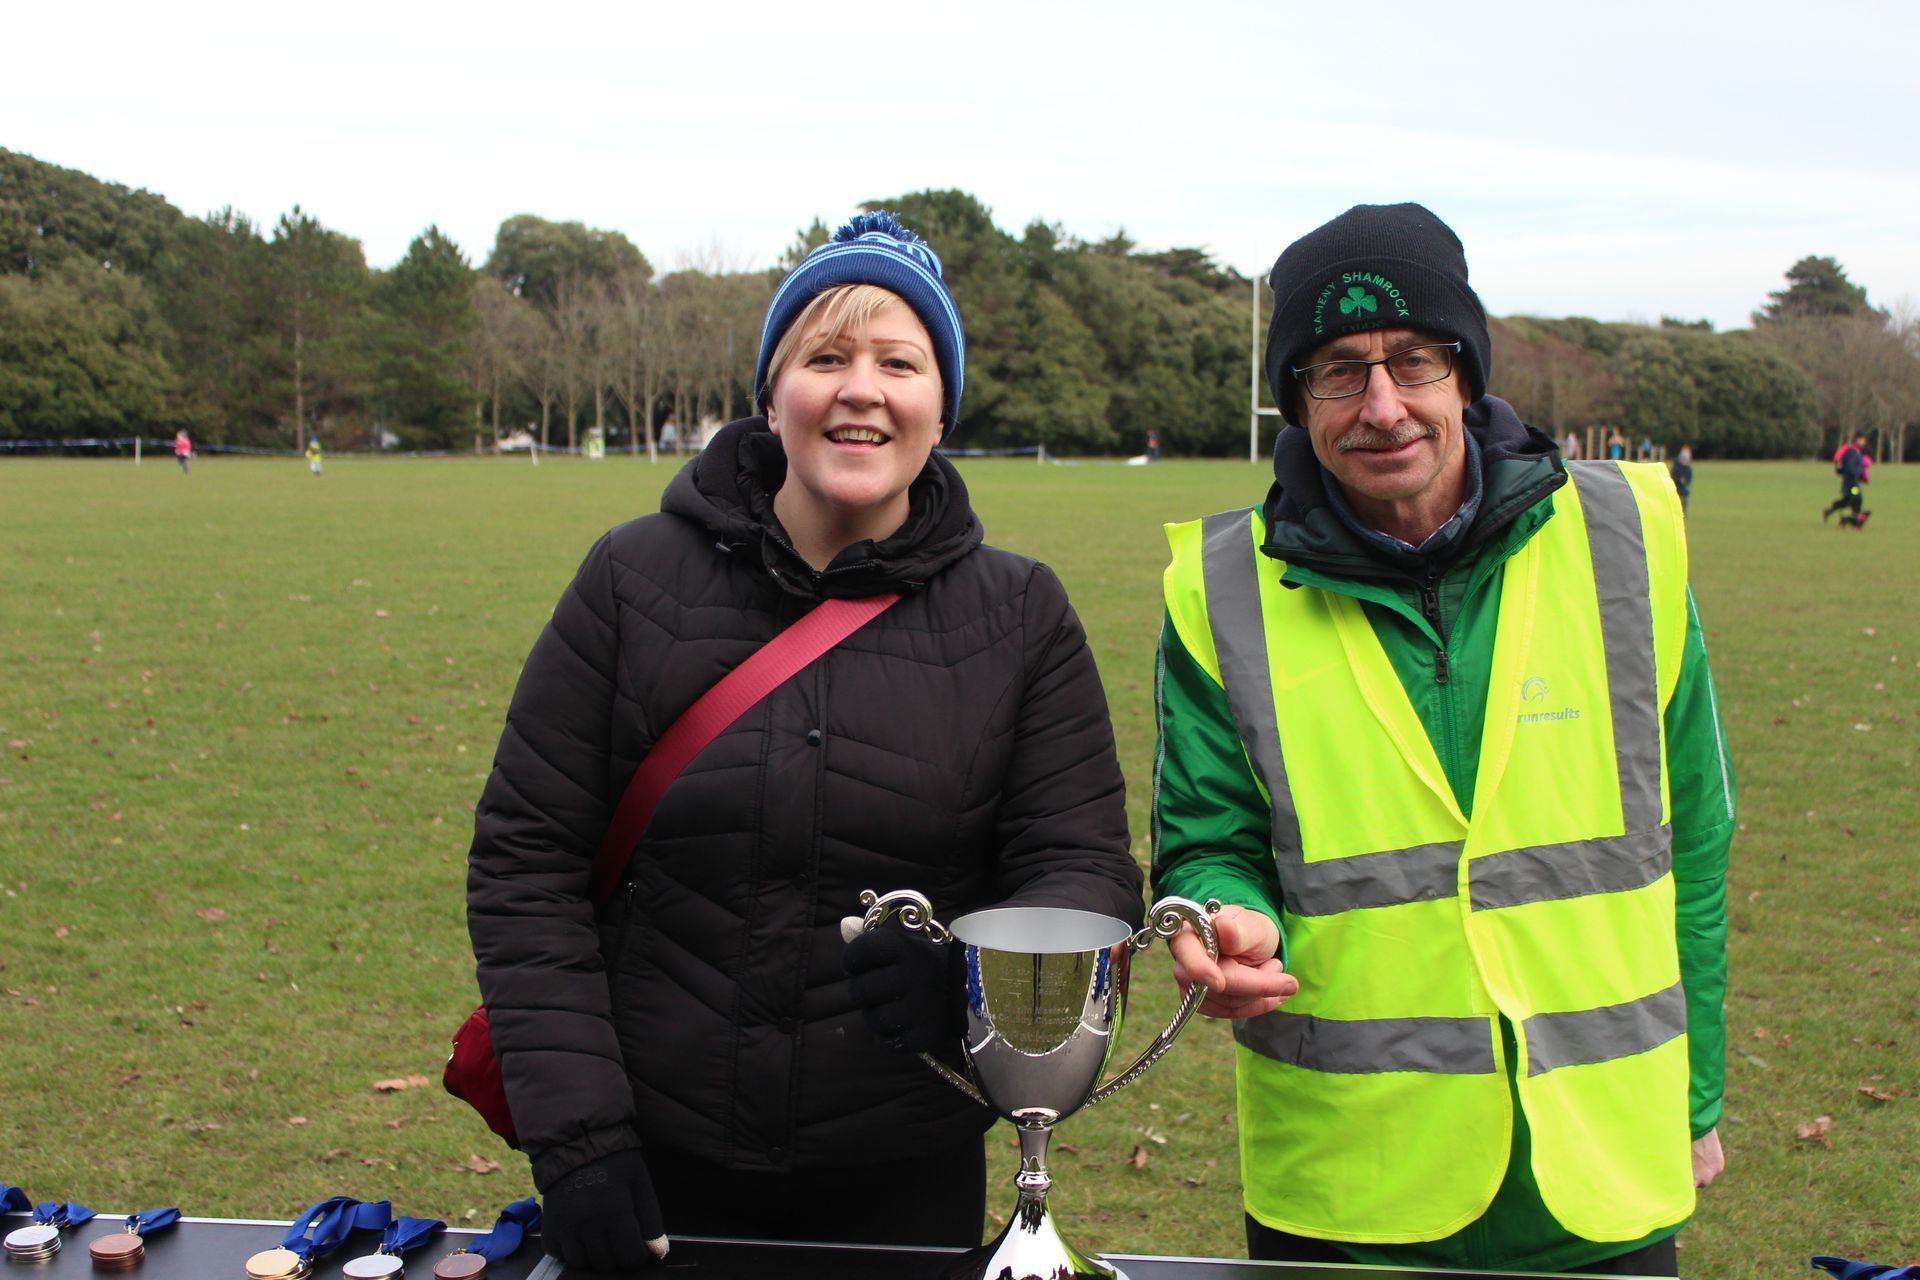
left=1692, top=1128, right=1725, bottom=1188
left=1168, top=904, right=1298, bottom=1020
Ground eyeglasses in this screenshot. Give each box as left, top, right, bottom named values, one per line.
left=1291, top=342, right=1461, bottom=400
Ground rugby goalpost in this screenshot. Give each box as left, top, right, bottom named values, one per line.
left=1250, top=275, right=1284, bottom=463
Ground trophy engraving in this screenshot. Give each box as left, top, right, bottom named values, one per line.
left=858, top=889, right=1220, bottom=1280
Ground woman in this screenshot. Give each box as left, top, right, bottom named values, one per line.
left=466, top=214, right=1141, bottom=1267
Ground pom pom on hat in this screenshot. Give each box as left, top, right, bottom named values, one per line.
left=753, top=211, right=966, bottom=436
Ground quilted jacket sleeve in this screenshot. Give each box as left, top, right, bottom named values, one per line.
left=466, top=532, right=641, bottom=1189
left=987, top=563, right=1144, bottom=928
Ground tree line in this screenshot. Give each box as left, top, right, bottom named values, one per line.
left=2, top=147, right=1915, bottom=459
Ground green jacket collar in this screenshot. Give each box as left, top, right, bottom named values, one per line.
left=1259, top=394, right=1567, bottom=589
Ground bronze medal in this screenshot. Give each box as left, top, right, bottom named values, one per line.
left=89, top=1235, right=146, bottom=1270
left=431, top=1254, right=486, bottom=1280
left=243, top=1247, right=307, bottom=1280
left=341, top=1255, right=403, bottom=1280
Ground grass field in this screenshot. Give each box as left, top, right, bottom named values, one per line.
left=1, top=453, right=1914, bottom=1276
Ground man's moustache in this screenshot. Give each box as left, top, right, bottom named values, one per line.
left=1336, top=422, right=1439, bottom=452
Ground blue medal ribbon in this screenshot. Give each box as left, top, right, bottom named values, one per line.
left=32, top=1201, right=96, bottom=1229
left=0, top=1186, right=30, bottom=1214
left=125, top=1209, right=182, bottom=1237
left=465, top=1201, right=540, bottom=1263
left=279, top=1198, right=391, bottom=1264
left=378, top=1218, right=444, bottom=1257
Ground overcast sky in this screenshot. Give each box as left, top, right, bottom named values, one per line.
left=9, top=0, right=1917, bottom=333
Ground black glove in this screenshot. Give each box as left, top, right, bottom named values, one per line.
left=539, top=1149, right=668, bottom=1271
left=843, top=927, right=961, bottom=1052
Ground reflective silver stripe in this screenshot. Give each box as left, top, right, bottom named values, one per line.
left=1200, top=510, right=1304, bottom=859
left=1234, top=985, right=1685, bottom=1077
left=1469, top=828, right=1672, bottom=911
left=1287, top=840, right=1461, bottom=916
left=1524, top=981, right=1686, bottom=1076
left=1201, top=477, right=1671, bottom=918
left=1569, top=462, right=1662, bottom=832
left=1236, top=1010, right=1497, bottom=1074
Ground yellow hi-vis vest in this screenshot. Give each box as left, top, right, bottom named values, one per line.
left=1162, top=461, right=1694, bottom=1245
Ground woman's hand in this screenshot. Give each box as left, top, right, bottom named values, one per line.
left=540, top=1150, right=669, bottom=1270
left=1168, top=905, right=1298, bottom=1020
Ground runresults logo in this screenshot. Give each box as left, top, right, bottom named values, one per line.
left=1310, top=271, right=1413, bottom=335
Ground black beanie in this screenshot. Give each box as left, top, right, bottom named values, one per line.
left=1264, top=203, right=1490, bottom=427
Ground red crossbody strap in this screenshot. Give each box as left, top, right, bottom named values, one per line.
left=586, top=591, right=904, bottom=903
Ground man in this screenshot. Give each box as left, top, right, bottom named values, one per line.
left=1824, top=433, right=1869, bottom=527
left=1155, top=203, right=1733, bottom=1276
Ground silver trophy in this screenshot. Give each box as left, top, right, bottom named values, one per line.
left=858, top=888, right=1220, bottom=1280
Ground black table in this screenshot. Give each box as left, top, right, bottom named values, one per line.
left=1, top=1213, right=1631, bottom=1280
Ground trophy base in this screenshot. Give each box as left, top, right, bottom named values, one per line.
left=941, top=1201, right=1126, bottom=1280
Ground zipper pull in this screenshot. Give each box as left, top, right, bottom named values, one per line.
left=1435, top=648, right=1451, bottom=685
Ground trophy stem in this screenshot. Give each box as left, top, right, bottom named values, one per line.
left=942, top=1115, right=1126, bottom=1280
left=1014, top=1121, right=1055, bottom=1203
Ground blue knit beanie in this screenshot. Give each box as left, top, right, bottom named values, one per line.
left=753, top=211, right=965, bottom=436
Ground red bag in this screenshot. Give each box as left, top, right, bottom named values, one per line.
left=444, top=592, right=901, bottom=1146
left=445, top=1006, right=516, bottom=1144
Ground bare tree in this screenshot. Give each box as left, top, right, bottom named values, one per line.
left=1760, top=311, right=1920, bottom=462
left=468, top=277, right=524, bottom=451
left=509, top=298, right=562, bottom=450
left=552, top=275, right=600, bottom=452
left=608, top=265, right=658, bottom=459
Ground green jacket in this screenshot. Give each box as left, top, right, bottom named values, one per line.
left=1152, top=401, right=1734, bottom=1273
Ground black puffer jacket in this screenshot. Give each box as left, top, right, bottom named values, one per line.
left=467, top=419, right=1142, bottom=1190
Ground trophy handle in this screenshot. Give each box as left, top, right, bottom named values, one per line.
left=855, top=888, right=986, bottom=1108
left=857, top=887, right=952, bottom=944
left=1083, top=896, right=1221, bottom=1109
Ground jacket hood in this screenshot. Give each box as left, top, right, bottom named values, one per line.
left=660, top=417, right=983, bottom=598
left=1260, top=394, right=1565, bottom=580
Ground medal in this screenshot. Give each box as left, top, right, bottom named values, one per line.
left=243, top=1248, right=308, bottom=1280
left=5, top=1201, right=96, bottom=1263
left=340, top=1216, right=442, bottom=1280
left=88, top=1236, right=144, bottom=1271
left=431, top=1200, right=539, bottom=1280
left=89, top=1209, right=181, bottom=1271
left=430, top=1255, right=487, bottom=1280
left=245, top=1198, right=390, bottom=1280
left=3, top=1225, right=60, bottom=1263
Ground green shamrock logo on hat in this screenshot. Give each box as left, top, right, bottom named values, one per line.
left=1340, top=286, right=1379, bottom=316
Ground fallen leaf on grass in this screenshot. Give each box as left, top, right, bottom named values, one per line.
left=372, top=1073, right=432, bottom=1093
left=1795, top=1115, right=1833, bottom=1148
left=1858, top=1086, right=1894, bottom=1103
left=459, top=1154, right=501, bottom=1175
left=1754, top=1027, right=1770, bottom=1040
left=1127, top=1146, right=1149, bottom=1170
left=287, top=1116, right=310, bottom=1127
left=197, top=908, right=228, bottom=922
left=1747, top=890, right=1762, bottom=904
left=385, top=1119, right=405, bottom=1131
left=54, top=926, right=70, bottom=939
left=1863, top=627, right=1877, bottom=637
